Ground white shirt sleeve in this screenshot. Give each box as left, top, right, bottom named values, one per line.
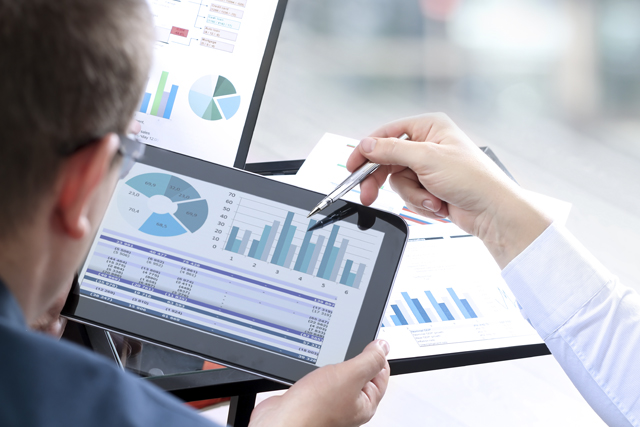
left=502, top=222, right=640, bottom=427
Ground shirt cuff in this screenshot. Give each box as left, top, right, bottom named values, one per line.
left=501, top=222, right=614, bottom=339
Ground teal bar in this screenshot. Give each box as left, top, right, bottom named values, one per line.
left=317, top=225, right=340, bottom=278
left=254, top=225, right=272, bottom=260
left=277, top=225, right=297, bottom=266
left=346, top=272, right=356, bottom=287
left=447, top=288, right=471, bottom=319
left=294, top=219, right=316, bottom=271
left=340, top=260, right=353, bottom=284
left=225, top=226, right=240, bottom=251
left=271, top=212, right=294, bottom=265
left=231, top=239, right=241, bottom=253
left=300, top=243, right=315, bottom=273
left=323, top=247, right=339, bottom=280
left=248, top=240, right=260, bottom=258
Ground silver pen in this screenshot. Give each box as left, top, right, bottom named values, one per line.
left=307, top=133, right=410, bottom=218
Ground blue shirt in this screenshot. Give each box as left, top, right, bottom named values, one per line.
left=503, top=222, right=640, bottom=426
left=0, top=280, right=220, bottom=427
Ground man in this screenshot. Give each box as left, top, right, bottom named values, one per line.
left=347, top=113, right=640, bottom=426
left=0, top=1, right=389, bottom=426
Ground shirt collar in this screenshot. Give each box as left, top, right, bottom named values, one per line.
left=0, top=278, right=27, bottom=328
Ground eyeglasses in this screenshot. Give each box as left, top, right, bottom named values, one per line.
left=60, top=134, right=145, bottom=179
left=116, top=134, right=146, bottom=179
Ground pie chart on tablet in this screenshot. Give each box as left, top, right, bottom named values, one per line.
left=188, top=75, right=241, bottom=121
left=118, top=173, right=209, bottom=237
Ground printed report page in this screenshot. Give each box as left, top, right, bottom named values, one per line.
left=137, top=0, right=280, bottom=166
left=378, top=224, right=543, bottom=360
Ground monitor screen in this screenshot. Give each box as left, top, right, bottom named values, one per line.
left=135, top=0, right=285, bottom=167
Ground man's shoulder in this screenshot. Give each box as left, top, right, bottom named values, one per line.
left=0, top=321, right=216, bottom=427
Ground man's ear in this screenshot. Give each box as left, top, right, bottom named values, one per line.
left=56, top=134, right=120, bottom=239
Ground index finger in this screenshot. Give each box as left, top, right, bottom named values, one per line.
left=346, top=116, right=418, bottom=173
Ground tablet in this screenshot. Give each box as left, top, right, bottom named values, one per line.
left=136, top=0, right=288, bottom=168
left=63, top=145, right=408, bottom=384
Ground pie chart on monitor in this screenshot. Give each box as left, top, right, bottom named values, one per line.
left=188, top=75, right=241, bottom=121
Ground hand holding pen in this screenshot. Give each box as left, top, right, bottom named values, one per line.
left=307, top=133, right=410, bottom=218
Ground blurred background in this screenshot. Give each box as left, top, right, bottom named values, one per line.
left=247, top=0, right=640, bottom=291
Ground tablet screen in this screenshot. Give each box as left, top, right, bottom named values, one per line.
left=75, top=160, right=389, bottom=369
left=136, top=0, right=284, bottom=166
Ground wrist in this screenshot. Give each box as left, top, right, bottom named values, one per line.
left=475, top=187, right=552, bottom=269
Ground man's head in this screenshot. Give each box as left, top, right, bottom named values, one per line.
left=0, top=0, right=153, bottom=238
left=0, top=0, right=153, bottom=320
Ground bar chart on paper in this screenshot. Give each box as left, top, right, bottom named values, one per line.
left=139, top=71, right=179, bottom=120
left=223, top=198, right=380, bottom=288
left=381, top=287, right=482, bottom=327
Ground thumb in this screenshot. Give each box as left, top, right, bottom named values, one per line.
left=358, top=137, right=434, bottom=171
left=340, top=340, right=390, bottom=389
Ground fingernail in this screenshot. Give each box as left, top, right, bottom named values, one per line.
left=435, top=212, right=446, bottom=218
left=377, top=339, right=390, bottom=355
left=361, top=137, right=377, bottom=153
left=422, top=200, right=435, bottom=211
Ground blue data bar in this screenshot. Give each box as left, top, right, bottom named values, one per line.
left=390, top=314, right=402, bottom=326
left=390, top=304, right=408, bottom=325
left=425, top=291, right=449, bottom=321
left=447, top=288, right=471, bottom=319
left=225, top=227, right=240, bottom=251
left=163, top=85, right=179, bottom=119
left=439, top=303, right=454, bottom=321
left=139, top=92, right=152, bottom=113
left=461, top=299, right=477, bottom=318
left=401, top=292, right=426, bottom=323
left=412, top=298, right=431, bottom=322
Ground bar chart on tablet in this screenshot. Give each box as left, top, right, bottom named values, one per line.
left=79, top=163, right=387, bottom=365
left=222, top=197, right=376, bottom=288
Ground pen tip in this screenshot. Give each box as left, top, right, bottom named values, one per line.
left=307, top=207, right=319, bottom=218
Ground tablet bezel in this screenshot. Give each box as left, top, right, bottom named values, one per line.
left=62, top=145, right=408, bottom=385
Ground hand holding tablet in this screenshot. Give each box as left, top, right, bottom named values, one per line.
left=250, top=340, right=390, bottom=427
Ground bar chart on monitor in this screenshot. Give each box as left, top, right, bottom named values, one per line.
left=139, top=70, right=179, bottom=120
left=222, top=197, right=381, bottom=289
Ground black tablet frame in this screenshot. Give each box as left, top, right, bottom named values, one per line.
left=233, top=0, right=289, bottom=169
left=62, top=145, right=408, bottom=385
